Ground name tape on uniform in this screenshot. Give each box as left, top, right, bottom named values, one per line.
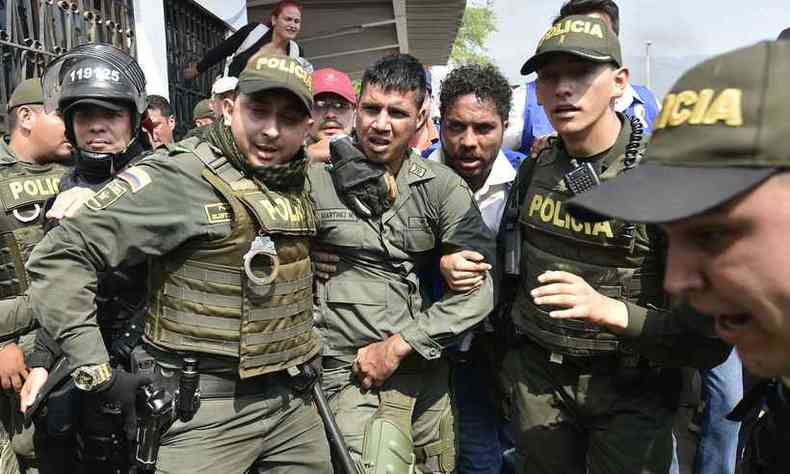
left=204, top=203, right=233, bottom=224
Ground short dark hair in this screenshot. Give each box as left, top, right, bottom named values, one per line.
left=147, top=94, right=173, bottom=117
left=557, top=0, right=620, bottom=35
left=360, top=54, right=427, bottom=108
left=439, top=64, right=512, bottom=123
left=7, top=109, right=19, bottom=134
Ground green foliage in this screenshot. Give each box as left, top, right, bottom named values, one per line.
left=450, top=0, right=497, bottom=65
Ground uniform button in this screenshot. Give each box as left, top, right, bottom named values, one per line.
left=429, top=349, right=438, bottom=357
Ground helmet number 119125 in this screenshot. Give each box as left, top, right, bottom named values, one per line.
left=69, top=67, right=121, bottom=83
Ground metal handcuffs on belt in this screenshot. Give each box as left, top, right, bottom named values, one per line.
left=243, top=233, right=280, bottom=285
left=13, top=203, right=41, bottom=223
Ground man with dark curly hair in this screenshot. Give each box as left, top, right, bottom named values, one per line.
left=425, top=64, right=523, bottom=473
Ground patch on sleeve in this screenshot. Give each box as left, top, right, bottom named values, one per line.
left=86, top=181, right=127, bottom=211
left=117, top=167, right=152, bottom=193
left=204, top=203, right=233, bottom=224
left=409, top=162, right=427, bottom=178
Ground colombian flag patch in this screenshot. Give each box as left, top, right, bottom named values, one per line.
left=117, top=167, right=152, bottom=193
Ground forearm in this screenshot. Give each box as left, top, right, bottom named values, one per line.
left=400, top=272, right=494, bottom=359
left=621, top=302, right=730, bottom=368
left=0, top=294, right=36, bottom=348
left=26, top=328, right=62, bottom=370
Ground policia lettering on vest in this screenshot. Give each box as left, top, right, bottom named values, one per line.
left=22, top=55, right=332, bottom=473
left=496, top=15, right=729, bottom=474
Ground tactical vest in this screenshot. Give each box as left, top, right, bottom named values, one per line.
left=510, top=141, right=663, bottom=357
left=145, top=142, right=320, bottom=379
left=0, top=149, right=65, bottom=298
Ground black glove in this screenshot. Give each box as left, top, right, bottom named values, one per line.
left=328, top=135, right=393, bottom=218
left=87, top=370, right=152, bottom=444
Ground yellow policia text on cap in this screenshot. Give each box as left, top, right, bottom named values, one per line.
left=654, top=88, right=744, bottom=130
left=252, top=56, right=312, bottom=90
left=539, top=18, right=606, bottom=48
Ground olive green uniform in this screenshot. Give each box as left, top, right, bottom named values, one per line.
left=500, top=118, right=729, bottom=474
left=25, top=138, right=331, bottom=473
left=0, top=138, right=66, bottom=474
left=309, top=151, right=496, bottom=473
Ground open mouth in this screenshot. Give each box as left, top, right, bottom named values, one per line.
left=367, top=135, right=391, bottom=150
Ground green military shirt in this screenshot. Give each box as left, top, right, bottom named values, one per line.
left=308, top=150, right=496, bottom=360
left=0, top=138, right=67, bottom=347
left=25, top=138, right=244, bottom=367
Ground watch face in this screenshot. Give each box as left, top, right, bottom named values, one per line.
left=75, top=369, right=94, bottom=389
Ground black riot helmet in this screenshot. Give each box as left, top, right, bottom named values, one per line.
left=42, top=43, right=148, bottom=180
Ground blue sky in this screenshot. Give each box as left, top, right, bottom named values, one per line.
left=485, top=0, right=789, bottom=98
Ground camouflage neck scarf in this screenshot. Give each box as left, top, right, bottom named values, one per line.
left=204, top=121, right=307, bottom=191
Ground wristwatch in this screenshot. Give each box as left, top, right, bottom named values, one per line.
left=72, top=362, right=113, bottom=391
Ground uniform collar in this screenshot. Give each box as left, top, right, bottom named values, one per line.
left=427, top=146, right=515, bottom=190
left=0, top=138, right=19, bottom=165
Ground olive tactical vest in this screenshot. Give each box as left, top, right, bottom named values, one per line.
left=0, top=142, right=65, bottom=298
left=145, top=142, right=320, bottom=379
left=510, top=139, right=663, bottom=357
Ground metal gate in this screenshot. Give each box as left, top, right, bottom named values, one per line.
left=0, top=0, right=136, bottom=133
left=163, top=0, right=230, bottom=139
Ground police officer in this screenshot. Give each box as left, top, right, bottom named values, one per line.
left=7, top=43, right=155, bottom=474
left=23, top=54, right=331, bottom=473
left=309, top=53, right=495, bottom=473
left=495, top=15, right=728, bottom=473
left=567, top=40, right=790, bottom=474
left=192, top=99, right=214, bottom=128
left=0, top=79, right=71, bottom=474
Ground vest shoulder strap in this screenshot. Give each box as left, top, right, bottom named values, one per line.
left=186, top=141, right=245, bottom=185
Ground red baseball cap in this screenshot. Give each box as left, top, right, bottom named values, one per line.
left=312, top=68, right=356, bottom=105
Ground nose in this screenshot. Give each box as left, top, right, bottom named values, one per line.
left=554, top=74, right=574, bottom=98
left=663, top=239, right=705, bottom=297
left=261, top=116, right=280, bottom=139
left=459, top=127, right=477, bottom=149
left=371, top=110, right=389, bottom=133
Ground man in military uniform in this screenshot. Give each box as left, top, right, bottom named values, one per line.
left=493, top=16, right=729, bottom=473
left=567, top=40, right=790, bottom=474
left=309, top=53, right=495, bottom=473
left=9, top=43, right=157, bottom=474
left=22, top=54, right=332, bottom=473
left=0, top=78, right=71, bottom=474
left=192, top=99, right=214, bottom=128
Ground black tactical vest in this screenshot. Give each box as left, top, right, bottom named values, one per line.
left=510, top=121, right=664, bottom=357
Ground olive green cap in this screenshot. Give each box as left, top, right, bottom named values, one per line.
left=238, top=56, right=313, bottom=115
left=568, top=41, right=789, bottom=224
left=521, top=15, right=622, bottom=75
left=7, top=79, right=44, bottom=112
left=192, top=99, right=213, bottom=121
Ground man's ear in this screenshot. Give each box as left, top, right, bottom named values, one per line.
left=613, top=66, right=630, bottom=100
left=416, top=101, right=428, bottom=131
left=16, top=106, right=36, bottom=134
left=167, top=114, right=176, bottom=130
left=222, top=97, right=235, bottom=126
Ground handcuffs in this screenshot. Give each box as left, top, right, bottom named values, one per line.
left=243, top=234, right=280, bottom=285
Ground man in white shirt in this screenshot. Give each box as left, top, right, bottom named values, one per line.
left=427, top=63, right=522, bottom=474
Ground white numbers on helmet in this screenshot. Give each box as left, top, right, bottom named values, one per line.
left=68, top=67, right=121, bottom=83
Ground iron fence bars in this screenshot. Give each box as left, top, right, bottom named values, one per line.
left=164, top=0, right=230, bottom=140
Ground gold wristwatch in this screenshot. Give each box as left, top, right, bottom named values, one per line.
left=72, top=362, right=113, bottom=391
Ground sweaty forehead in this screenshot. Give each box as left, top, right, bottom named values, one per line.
left=446, top=94, right=500, bottom=121
left=360, top=85, right=420, bottom=109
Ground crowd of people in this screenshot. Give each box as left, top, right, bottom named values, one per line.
left=0, top=0, right=787, bottom=473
